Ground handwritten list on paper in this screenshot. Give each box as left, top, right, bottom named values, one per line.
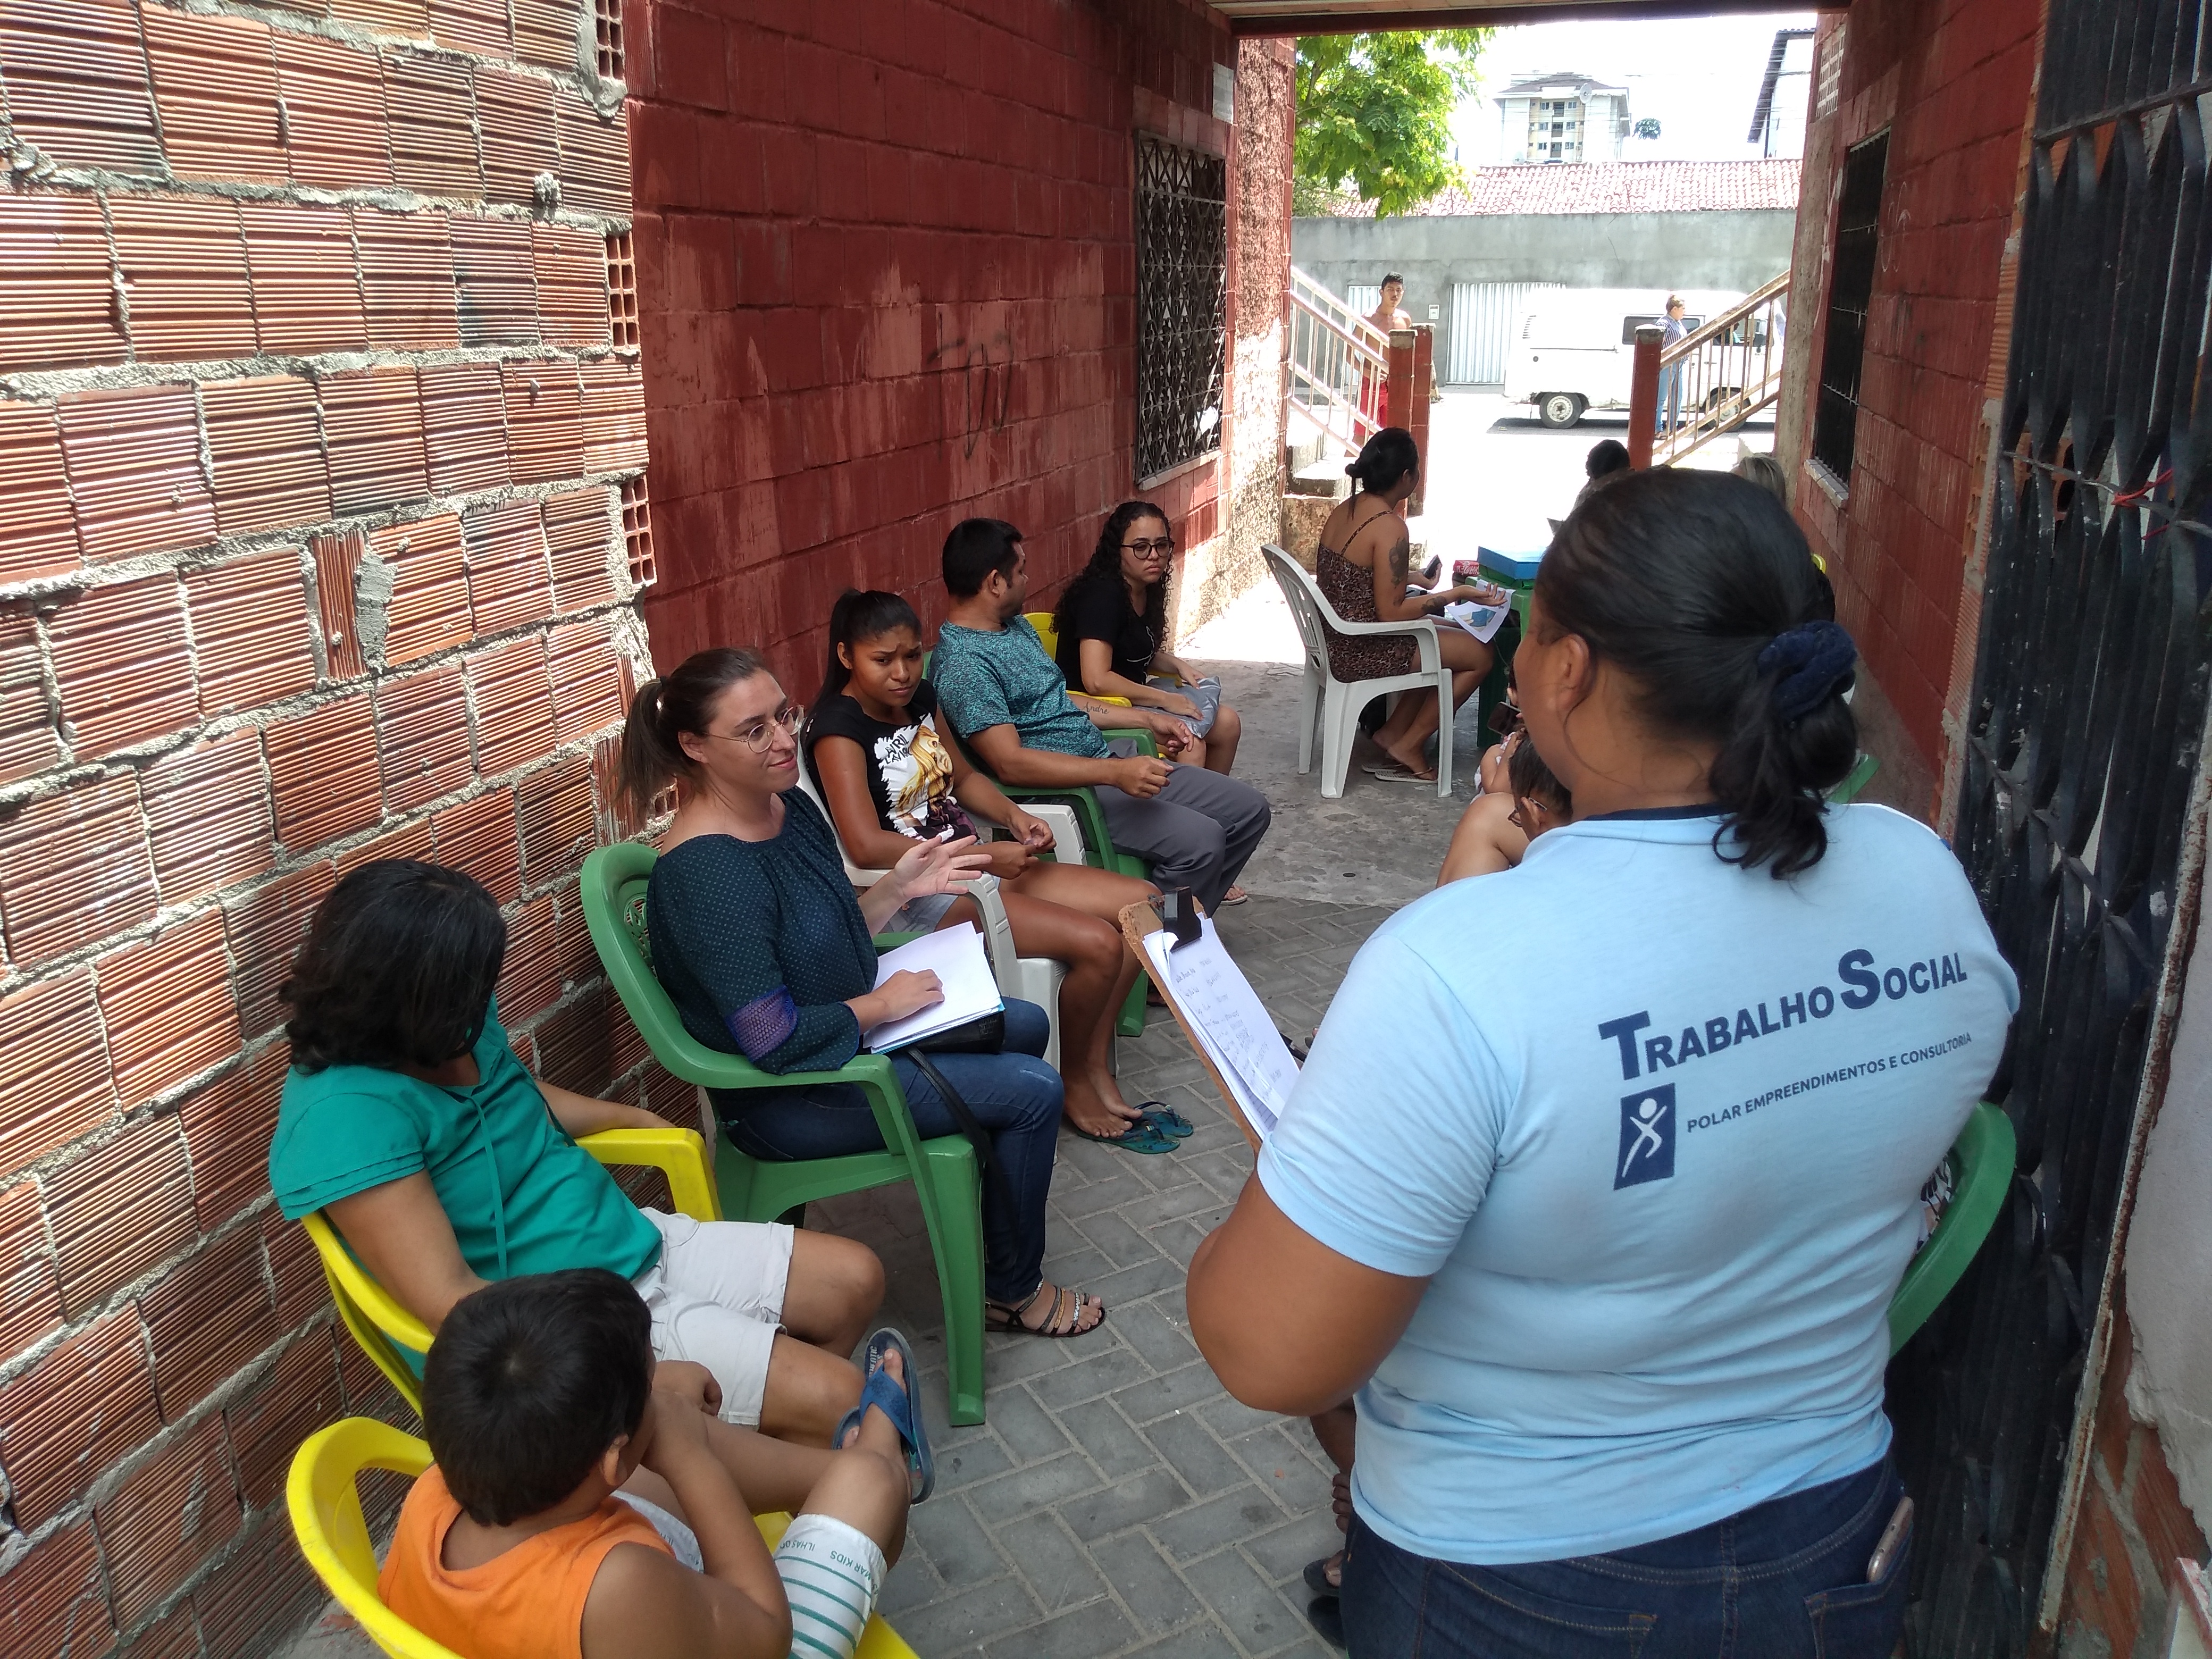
left=1141, top=916, right=1301, bottom=1142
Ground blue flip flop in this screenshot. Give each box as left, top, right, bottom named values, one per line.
left=1136, top=1102, right=1194, bottom=1139
left=1070, top=1118, right=1177, bottom=1153
left=834, top=1327, right=933, bottom=1504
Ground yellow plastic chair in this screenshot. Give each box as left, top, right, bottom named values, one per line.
left=287, top=1417, right=918, bottom=1659
left=303, top=1126, right=723, bottom=1418
left=1025, top=609, right=1132, bottom=706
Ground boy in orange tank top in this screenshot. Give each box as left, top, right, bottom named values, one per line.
left=381, top=1269, right=927, bottom=1659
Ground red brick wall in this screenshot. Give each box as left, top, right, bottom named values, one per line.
left=0, top=4, right=673, bottom=1654
left=2052, top=1296, right=2211, bottom=1656
left=1778, top=0, right=2040, bottom=812
left=622, top=0, right=1244, bottom=693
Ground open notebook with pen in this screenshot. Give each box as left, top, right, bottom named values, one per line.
left=862, top=924, right=1002, bottom=1051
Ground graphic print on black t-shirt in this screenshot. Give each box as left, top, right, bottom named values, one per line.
left=806, top=685, right=975, bottom=844
left=874, top=718, right=970, bottom=840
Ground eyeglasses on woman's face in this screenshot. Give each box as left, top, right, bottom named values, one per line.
left=706, top=703, right=803, bottom=753
left=1121, top=537, right=1174, bottom=560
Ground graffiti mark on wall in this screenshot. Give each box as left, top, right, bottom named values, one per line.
left=929, top=331, right=1013, bottom=459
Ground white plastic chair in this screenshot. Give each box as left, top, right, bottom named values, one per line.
left=794, top=768, right=1071, bottom=1069
left=1262, top=543, right=1455, bottom=799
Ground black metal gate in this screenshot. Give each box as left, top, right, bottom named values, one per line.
left=1892, top=5, right=2212, bottom=1653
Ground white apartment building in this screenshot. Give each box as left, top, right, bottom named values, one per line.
left=1496, top=73, right=1632, bottom=164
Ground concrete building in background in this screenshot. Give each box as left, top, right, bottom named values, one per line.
left=1494, top=72, right=1630, bottom=164
left=1295, top=160, right=1798, bottom=383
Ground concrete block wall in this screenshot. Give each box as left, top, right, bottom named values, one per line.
left=0, top=3, right=670, bottom=1654
left=1778, top=0, right=2041, bottom=814
left=621, top=0, right=1258, bottom=695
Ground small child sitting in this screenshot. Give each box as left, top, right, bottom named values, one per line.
left=1438, top=729, right=1572, bottom=884
left=380, top=1269, right=926, bottom=1659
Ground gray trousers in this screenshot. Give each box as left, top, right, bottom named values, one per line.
left=1096, top=757, right=1271, bottom=912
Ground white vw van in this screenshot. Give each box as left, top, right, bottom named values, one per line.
left=1502, top=289, right=1757, bottom=428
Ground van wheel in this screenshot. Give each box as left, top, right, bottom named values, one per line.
left=1538, top=392, right=1585, bottom=429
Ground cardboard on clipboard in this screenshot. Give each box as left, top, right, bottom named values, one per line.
left=1117, top=900, right=1300, bottom=1153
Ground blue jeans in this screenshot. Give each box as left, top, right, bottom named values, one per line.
left=1656, top=364, right=1683, bottom=432
left=1340, top=1456, right=1909, bottom=1658
left=711, top=1000, right=1061, bottom=1304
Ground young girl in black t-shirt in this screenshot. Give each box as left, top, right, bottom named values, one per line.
left=803, top=591, right=1186, bottom=1153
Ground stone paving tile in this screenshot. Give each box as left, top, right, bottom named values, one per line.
left=837, top=893, right=1392, bottom=1655
left=281, top=893, right=1392, bottom=1659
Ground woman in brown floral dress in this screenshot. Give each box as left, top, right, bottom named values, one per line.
left=1313, top=428, right=1505, bottom=781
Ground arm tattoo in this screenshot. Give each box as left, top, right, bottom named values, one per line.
left=1386, top=532, right=1410, bottom=591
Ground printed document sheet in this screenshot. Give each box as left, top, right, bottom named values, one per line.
left=864, top=923, right=1004, bottom=1052
left=1140, top=916, right=1301, bottom=1140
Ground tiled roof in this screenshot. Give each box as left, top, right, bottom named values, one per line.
left=1311, top=160, right=1803, bottom=219
left=1498, top=73, right=1628, bottom=96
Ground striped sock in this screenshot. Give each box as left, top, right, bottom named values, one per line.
left=772, top=1512, right=886, bottom=1659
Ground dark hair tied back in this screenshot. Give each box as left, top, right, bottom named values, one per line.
left=1759, top=621, right=1857, bottom=722
left=1346, top=426, right=1420, bottom=494
left=616, top=646, right=773, bottom=820
left=818, top=589, right=921, bottom=703
left=1538, top=469, right=1857, bottom=878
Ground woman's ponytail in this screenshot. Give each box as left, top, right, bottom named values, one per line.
left=617, top=677, right=681, bottom=821
left=615, top=647, right=774, bottom=822
left=1345, top=426, right=1420, bottom=495
left=1706, top=634, right=1859, bottom=878
left=1537, top=470, right=1857, bottom=877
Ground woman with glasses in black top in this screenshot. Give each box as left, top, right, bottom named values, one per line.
left=1052, top=501, right=1244, bottom=780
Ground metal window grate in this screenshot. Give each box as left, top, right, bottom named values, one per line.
left=620, top=474, right=655, bottom=588
left=1810, top=131, right=1887, bottom=485
left=606, top=231, right=638, bottom=348
left=593, top=0, right=623, bottom=79
left=1134, top=133, right=1226, bottom=486
left=1892, top=6, right=2212, bottom=1652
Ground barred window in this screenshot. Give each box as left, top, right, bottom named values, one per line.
left=1134, top=133, right=1227, bottom=486
left=1811, top=131, right=1889, bottom=487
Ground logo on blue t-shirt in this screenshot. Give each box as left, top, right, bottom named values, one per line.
left=1615, top=1083, right=1676, bottom=1188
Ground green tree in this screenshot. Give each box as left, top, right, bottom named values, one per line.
left=1295, top=30, right=1488, bottom=218
left=1633, top=117, right=1662, bottom=140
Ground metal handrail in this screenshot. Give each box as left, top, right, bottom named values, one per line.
left=1650, top=270, right=1792, bottom=464
left=1286, top=265, right=1390, bottom=454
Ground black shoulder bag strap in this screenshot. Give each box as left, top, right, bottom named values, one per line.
left=903, top=1050, right=1017, bottom=1217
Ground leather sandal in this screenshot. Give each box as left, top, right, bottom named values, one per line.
left=988, top=1283, right=1105, bottom=1338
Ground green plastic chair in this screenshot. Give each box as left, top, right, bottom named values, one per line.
left=923, top=655, right=1155, bottom=1036
left=1888, top=1101, right=2015, bottom=1355
left=1829, top=751, right=1880, bottom=805
left=580, top=842, right=990, bottom=1426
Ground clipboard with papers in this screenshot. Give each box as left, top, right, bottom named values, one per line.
left=1117, top=900, right=1300, bottom=1151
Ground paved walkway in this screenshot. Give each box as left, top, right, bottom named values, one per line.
left=282, top=894, right=1389, bottom=1659
left=819, top=891, right=1387, bottom=1658
left=281, top=650, right=1422, bottom=1657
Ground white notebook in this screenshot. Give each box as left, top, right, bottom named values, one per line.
left=862, top=923, right=1004, bottom=1052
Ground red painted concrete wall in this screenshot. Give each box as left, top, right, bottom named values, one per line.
left=621, top=0, right=1242, bottom=693
left=0, top=3, right=673, bottom=1653
left=1779, top=0, right=2040, bottom=812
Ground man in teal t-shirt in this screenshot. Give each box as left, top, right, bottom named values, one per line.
left=930, top=516, right=1271, bottom=914
left=267, top=859, right=885, bottom=1444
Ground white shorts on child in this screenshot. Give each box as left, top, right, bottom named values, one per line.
left=632, top=1209, right=794, bottom=1428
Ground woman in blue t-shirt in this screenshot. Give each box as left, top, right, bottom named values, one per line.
left=1187, top=469, right=2017, bottom=1657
